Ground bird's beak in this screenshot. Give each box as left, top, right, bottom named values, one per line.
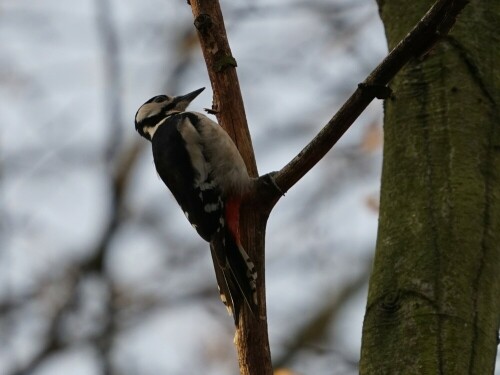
left=176, top=87, right=205, bottom=105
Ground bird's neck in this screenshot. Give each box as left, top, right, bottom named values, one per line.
left=145, top=111, right=183, bottom=140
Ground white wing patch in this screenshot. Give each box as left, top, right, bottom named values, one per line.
left=188, top=112, right=250, bottom=195
left=177, top=117, right=209, bottom=186
left=199, top=180, right=217, bottom=191
left=204, top=203, right=220, bottom=213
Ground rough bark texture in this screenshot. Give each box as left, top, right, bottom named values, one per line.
left=360, top=1, right=500, bottom=374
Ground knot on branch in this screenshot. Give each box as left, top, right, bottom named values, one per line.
left=243, top=172, right=284, bottom=215
left=215, top=54, right=237, bottom=72
left=358, top=83, right=393, bottom=100
left=194, top=14, right=212, bottom=33
left=381, top=291, right=401, bottom=312
left=258, top=172, right=284, bottom=198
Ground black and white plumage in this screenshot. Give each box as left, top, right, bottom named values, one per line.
left=134, top=87, right=258, bottom=324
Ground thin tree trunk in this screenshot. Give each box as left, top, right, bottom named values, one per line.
left=360, top=1, right=500, bottom=374
left=189, top=3, right=273, bottom=374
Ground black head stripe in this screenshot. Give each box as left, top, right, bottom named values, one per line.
left=145, top=95, right=170, bottom=104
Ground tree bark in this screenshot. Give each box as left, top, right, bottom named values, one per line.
left=360, top=1, right=500, bottom=374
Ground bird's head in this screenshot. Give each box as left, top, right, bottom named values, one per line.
left=135, top=87, right=205, bottom=140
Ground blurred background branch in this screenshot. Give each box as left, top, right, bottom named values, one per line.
left=274, top=257, right=372, bottom=370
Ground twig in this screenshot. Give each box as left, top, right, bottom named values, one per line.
left=95, top=0, right=123, bottom=162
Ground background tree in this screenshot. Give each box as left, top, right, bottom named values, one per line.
left=361, top=0, right=500, bottom=373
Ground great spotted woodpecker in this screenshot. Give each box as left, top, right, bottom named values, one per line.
left=134, top=87, right=258, bottom=324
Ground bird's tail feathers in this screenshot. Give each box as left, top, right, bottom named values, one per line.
left=210, top=229, right=258, bottom=325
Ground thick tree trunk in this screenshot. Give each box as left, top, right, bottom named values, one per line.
left=360, top=1, right=500, bottom=374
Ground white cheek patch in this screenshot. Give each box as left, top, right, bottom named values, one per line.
left=136, top=103, right=162, bottom=123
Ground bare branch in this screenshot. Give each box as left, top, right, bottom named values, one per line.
left=189, top=1, right=258, bottom=177
left=95, top=0, right=123, bottom=162
left=272, top=0, right=469, bottom=198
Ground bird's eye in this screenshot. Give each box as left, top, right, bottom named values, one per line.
left=153, top=95, right=168, bottom=103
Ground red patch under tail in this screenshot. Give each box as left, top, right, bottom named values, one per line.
left=225, top=196, right=242, bottom=246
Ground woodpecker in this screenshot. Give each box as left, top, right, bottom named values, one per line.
left=134, top=87, right=258, bottom=324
